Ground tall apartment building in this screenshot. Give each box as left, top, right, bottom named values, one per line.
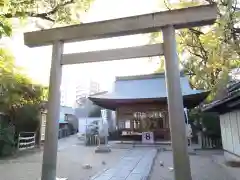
left=75, top=80, right=101, bottom=107
left=89, top=80, right=101, bottom=95
left=60, top=86, right=68, bottom=106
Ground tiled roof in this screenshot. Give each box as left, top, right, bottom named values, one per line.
left=203, top=81, right=240, bottom=112
left=90, top=73, right=207, bottom=100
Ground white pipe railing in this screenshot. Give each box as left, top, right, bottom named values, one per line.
left=18, top=132, right=36, bottom=151
left=198, top=133, right=222, bottom=149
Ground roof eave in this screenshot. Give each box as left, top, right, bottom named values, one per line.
left=202, top=93, right=240, bottom=113
left=89, top=91, right=210, bottom=110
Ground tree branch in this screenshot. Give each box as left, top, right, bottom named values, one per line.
left=36, top=0, right=75, bottom=19
left=3, top=0, right=75, bottom=22
left=191, top=30, right=209, bottom=62
left=189, top=28, right=204, bottom=36
left=164, top=0, right=172, bottom=10
left=188, top=49, right=204, bottom=59
left=204, top=0, right=215, bottom=4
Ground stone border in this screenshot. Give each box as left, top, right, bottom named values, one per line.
left=145, top=148, right=160, bottom=180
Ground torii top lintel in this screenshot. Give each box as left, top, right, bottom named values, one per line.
left=24, top=4, right=217, bottom=47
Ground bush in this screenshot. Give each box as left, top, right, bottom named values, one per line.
left=0, top=120, right=16, bottom=156
left=12, top=104, right=39, bottom=132
left=188, top=108, right=221, bottom=138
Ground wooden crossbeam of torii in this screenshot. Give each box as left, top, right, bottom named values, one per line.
left=25, top=4, right=216, bottom=47
left=24, top=4, right=217, bottom=180
left=62, top=44, right=164, bottom=65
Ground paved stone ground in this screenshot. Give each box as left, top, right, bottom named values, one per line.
left=150, top=150, right=237, bottom=180
left=212, top=154, right=240, bottom=180
left=91, top=148, right=157, bottom=180
left=2, top=137, right=238, bottom=180
left=0, top=136, right=128, bottom=180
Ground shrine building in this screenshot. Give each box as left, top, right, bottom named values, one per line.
left=89, top=72, right=209, bottom=141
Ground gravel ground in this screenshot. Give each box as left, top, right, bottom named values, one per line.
left=150, top=151, right=237, bottom=180
left=0, top=136, right=128, bottom=180
left=2, top=137, right=237, bottom=180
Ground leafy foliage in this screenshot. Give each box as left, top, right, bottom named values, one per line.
left=188, top=108, right=221, bottom=136
left=13, top=104, right=40, bottom=133
left=88, top=105, right=102, bottom=117
left=0, top=117, right=16, bottom=156
left=152, top=0, right=240, bottom=101
left=0, top=0, right=93, bottom=157
left=0, top=0, right=93, bottom=37
left=0, top=48, right=45, bottom=115
left=0, top=48, right=47, bottom=157
left=2, top=0, right=93, bottom=22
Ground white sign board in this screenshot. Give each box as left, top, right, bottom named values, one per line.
left=142, top=132, right=154, bottom=144
left=100, top=109, right=109, bottom=137
left=101, top=109, right=107, bottom=121
left=186, top=124, right=192, bottom=138
left=40, top=113, right=47, bottom=141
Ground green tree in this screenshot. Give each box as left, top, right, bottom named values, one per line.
left=0, top=0, right=94, bottom=124
left=0, top=118, right=15, bottom=156
left=0, top=0, right=94, bottom=156
left=88, top=105, right=102, bottom=117
left=0, top=0, right=94, bottom=37
left=0, top=48, right=46, bottom=119
left=0, top=49, right=49, bottom=106
left=152, top=0, right=240, bottom=101
left=0, top=48, right=47, bottom=156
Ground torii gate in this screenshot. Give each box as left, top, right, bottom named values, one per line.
left=24, top=4, right=217, bottom=180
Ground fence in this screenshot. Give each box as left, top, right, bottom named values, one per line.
left=85, top=135, right=99, bottom=146
left=58, top=128, right=69, bottom=139
left=18, top=132, right=36, bottom=151
left=199, top=134, right=222, bottom=149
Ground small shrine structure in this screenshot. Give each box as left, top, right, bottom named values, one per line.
left=89, top=72, right=209, bottom=141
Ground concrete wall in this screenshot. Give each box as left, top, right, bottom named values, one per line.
left=220, top=110, right=240, bottom=161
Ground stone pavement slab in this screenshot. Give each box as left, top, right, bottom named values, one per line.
left=150, top=151, right=236, bottom=180
left=91, top=148, right=157, bottom=180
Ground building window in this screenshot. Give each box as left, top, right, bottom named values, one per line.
left=125, top=120, right=130, bottom=129
left=119, top=121, right=125, bottom=129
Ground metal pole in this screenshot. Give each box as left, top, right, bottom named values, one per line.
left=162, top=25, right=192, bottom=180
left=41, top=41, right=63, bottom=180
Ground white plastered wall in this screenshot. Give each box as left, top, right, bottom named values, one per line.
left=220, top=110, right=240, bottom=161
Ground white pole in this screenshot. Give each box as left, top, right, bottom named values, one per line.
left=162, top=25, right=192, bottom=180
left=41, top=41, right=63, bottom=180
left=184, top=108, right=192, bottom=147
left=184, top=108, right=189, bottom=125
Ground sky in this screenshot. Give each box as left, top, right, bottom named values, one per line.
left=3, top=0, right=239, bottom=107
left=1, top=0, right=165, bottom=107
left=1, top=0, right=188, bottom=107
